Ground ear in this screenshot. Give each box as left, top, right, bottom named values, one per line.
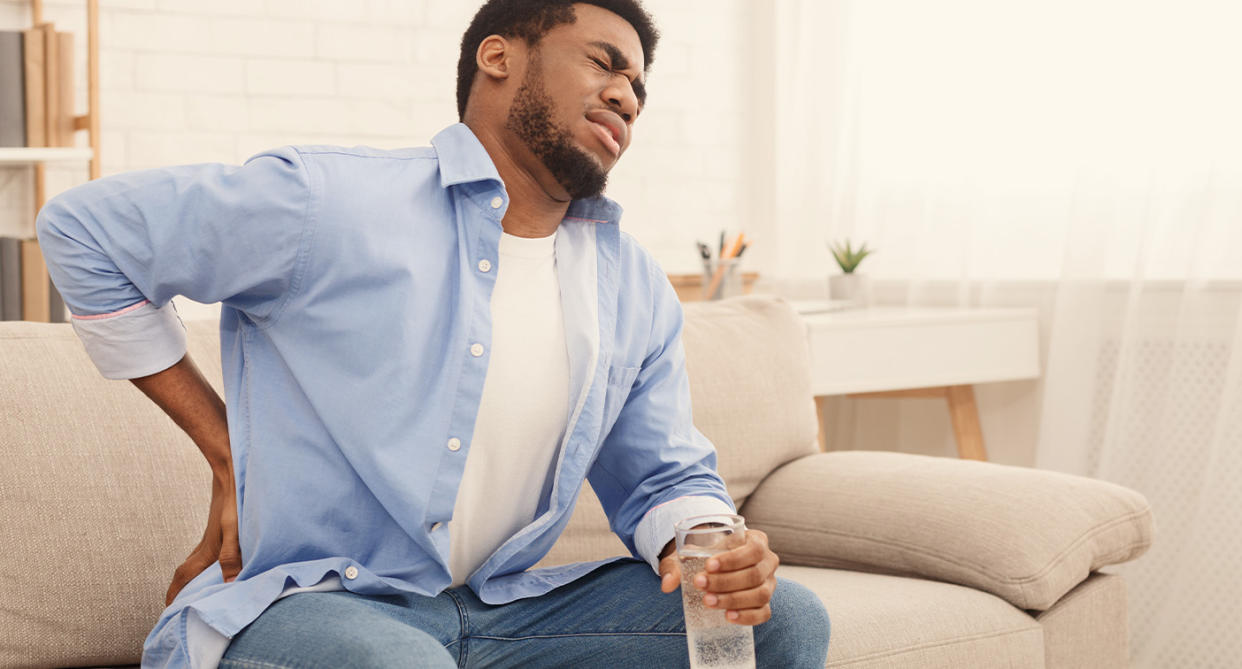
left=476, top=34, right=513, bottom=82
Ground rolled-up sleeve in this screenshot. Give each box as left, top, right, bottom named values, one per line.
left=588, top=260, right=736, bottom=573
left=35, top=146, right=313, bottom=379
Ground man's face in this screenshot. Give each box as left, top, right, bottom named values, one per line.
left=504, top=4, right=646, bottom=200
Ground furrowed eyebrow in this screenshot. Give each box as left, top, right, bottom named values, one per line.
left=590, top=41, right=647, bottom=107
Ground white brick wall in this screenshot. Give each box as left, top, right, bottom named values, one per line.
left=1, top=0, right=758, bottom=280
left=0, top=0, right=1050, bottom=526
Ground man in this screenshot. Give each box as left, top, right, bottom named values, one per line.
left=37, top=1, right=831, bottom=667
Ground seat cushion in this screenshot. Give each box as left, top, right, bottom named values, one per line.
left=777, top=565, right=1045, bottom=669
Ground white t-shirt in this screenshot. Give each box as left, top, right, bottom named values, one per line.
left=448, top=228, right=570, bottom=587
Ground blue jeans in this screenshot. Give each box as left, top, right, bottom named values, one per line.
left=220, top=559, right=830, bottom=668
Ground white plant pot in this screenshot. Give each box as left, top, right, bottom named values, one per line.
left=828, top=273, right=868, bottom=305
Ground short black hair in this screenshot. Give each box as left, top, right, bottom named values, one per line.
left=456, top=0, right=659, bottom=120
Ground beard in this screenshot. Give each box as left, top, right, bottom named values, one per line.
left=505, top=61, right=609, bottom=200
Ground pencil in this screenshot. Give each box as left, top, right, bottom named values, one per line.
left=705, top=233, right=746, bottom=298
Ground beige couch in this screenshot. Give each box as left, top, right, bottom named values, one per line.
left=0, top=295, right=1153, bottom=668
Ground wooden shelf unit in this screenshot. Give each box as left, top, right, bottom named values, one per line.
left=6, top=0, right=100, bottom=322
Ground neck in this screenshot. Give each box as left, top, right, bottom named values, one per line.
left=466, top=120, right=570, bottom=239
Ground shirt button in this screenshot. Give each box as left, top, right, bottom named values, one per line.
left=490, top=196, right=503, bottom=209
left=344, top=565, right=358, bottom=580
left=430, top=522, right=443, bottom=532
left=447, top=437, right=462, bottom=451
left=470, top=343, right=484, bottom=357
left=478, top=259, right=492, bottom=273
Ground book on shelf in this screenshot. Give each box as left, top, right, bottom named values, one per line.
left=0, top=236, right=67, bottom=323
left=0, top=31, right=25, bottom=147
left=54, top=29, right=74, bottom=147
left=22, top=26, right=45, bottom=147
left=0, top=237, right=22, bottom=320
left=41, top=26, right=73, bottom=147
left=0, top=23, right=74, bottom=148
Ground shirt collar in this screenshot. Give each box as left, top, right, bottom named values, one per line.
left=430, top=123, right=623, bottom=226
left=431, top=123, right=504, bottom=188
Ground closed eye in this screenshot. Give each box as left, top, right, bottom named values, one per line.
left=587, top=44, right=647, bottom=110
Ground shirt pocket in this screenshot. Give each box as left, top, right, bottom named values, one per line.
left=601, top=365, right=642, bottom=437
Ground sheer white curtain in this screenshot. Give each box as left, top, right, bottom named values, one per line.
left=765, top=0, right=1242, bottom=665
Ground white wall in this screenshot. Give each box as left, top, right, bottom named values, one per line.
left=1, top=0, right=758, bottom=277
left=0, top=0, right=1045, bottom=465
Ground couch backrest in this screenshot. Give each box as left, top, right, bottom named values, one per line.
left=537, top=295, right=821, bottom=566
left=0, top=318, right=223, bottom=668
left=0, top=295, right=817, bottom=667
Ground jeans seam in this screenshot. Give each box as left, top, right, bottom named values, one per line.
left=469, top=632, right=687, bottom=641
left=444, top=588, right=470, bottom=668
left=220, top=658, right=301, bottom=669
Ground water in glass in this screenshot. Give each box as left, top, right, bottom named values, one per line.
left=675, top=513, right=756, bottom=669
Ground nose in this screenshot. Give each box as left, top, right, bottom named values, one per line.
left=603, top=78, right=639, bottom=124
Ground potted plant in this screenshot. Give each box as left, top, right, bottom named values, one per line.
left=827, top=239, right=874, bottom=305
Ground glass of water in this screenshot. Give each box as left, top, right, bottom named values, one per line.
left=675, top=513, right=757, bottom=669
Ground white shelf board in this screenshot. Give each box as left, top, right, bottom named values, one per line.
left=0, top=147, right=94, bottom=165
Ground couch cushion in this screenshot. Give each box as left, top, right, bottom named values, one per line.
left=680, top=296, right=820, bottom=507
left=777, top=565, right=1045, bottom=668
left=743, top=451, right=1154, bottom=611
left=0, top=320, right=220, bottom=669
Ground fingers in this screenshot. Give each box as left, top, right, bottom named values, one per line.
left=693, top=560, right=768, bottom=593
left=690, top=530, right=779, bottom=626
left=166, top=467, right=244, bottom=605
left=697, top=570, right=777, bottom=626
left=165, top=528, right=240, bottom=606
left=704, top=529, right=769, bottom=573
left=219, top=492, right=242, bottom=582
left=165, top=553, right=209, bottom=606
left=658, top=554, right=681, bottom=594
left=165, top=572, right=184, bottom=606
left=699, top=578, right=776, bottom=615
left=694, top=532, right=777, bottom=593
left=721, top=603, right=772, bottom=626
left=219, top=544, right=242, bottom=582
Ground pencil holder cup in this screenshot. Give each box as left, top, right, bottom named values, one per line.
left=702, top=258, right=743, bottom=300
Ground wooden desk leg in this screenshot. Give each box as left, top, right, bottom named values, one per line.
left=946, top=385, right=988, bottom=461
left=814, top=396, right=830, bottom=452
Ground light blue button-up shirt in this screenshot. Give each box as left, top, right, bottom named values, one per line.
left=36, top=123, right=736, bottom=668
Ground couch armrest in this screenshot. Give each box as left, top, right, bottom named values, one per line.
left=740, top=451, right=1153, bottom=611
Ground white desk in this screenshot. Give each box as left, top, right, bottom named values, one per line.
left=795, top=304, right=1040, bottom=460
